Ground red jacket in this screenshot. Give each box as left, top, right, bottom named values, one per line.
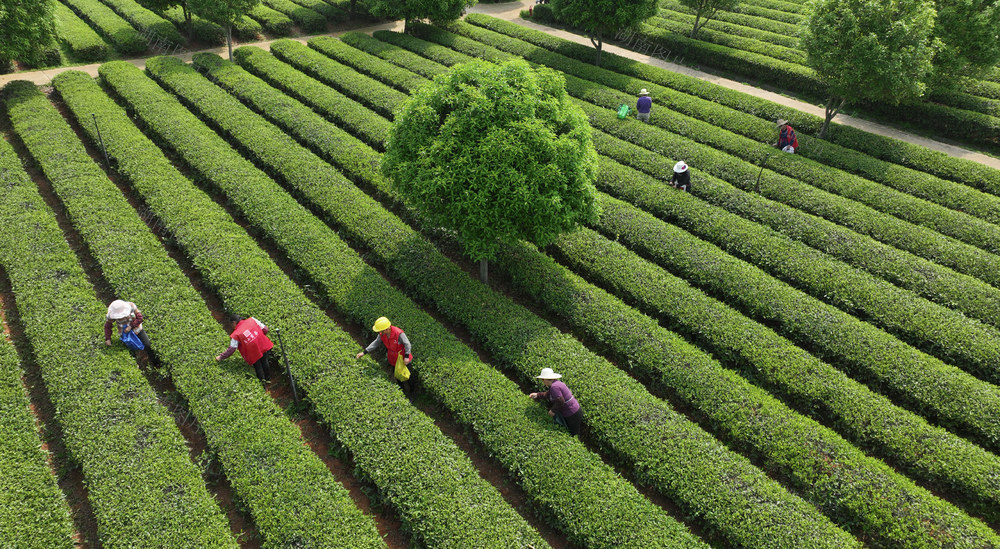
left=231, top=318, right=273, bottom=365
left=379, top=325, right=411, bottom=366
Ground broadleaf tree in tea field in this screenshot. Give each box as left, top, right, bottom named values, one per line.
left=381, top=59, right=600, bottom=283
left=551, top=0, right=659, bottom=65
left=189, top=0, right=260, bottom=59
left=801, top=0, right=938, bottom=138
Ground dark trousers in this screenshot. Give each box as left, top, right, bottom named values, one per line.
left=252, top=351, right=272, bottom=383
left=554, top=409, right=583, bottom=437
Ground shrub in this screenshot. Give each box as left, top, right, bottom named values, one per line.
left=51, top=69, right=386, bottom=548
left=1, top=79, right=235, bottom=548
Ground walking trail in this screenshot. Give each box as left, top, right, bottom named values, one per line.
left=2, top=0, right=997, bottom=172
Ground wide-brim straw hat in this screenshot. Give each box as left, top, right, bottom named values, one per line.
left=776, top=119, right=788, bottom=127
left=107, top=300, right=130, bottom=319
left=673, top=161, right=688, bottom=173
left=639, top=88, right=650, bottom=95
left=536, top=367, right=562, bottom=380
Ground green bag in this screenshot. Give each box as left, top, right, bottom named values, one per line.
left=617, top=104, right=630, bottom=119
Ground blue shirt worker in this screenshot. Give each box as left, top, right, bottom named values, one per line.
left=636, top=89, right=652, bottom=122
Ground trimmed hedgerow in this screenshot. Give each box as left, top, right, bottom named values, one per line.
left=61, top=0, right=146, bottom=56
left=574, top=108, right=1000, bottom=328
left=659, top=0, right=801, bottom=35
left=297, top=29, right=1000, bottom=520
left=1, top=80, right=235, bottom=549
left=159, top=6, right=226, bottom=44
left=50, top=69, right=385, bottom=549
left=370, top=25, right=1000, bottom=383
left=310, top=35, right=430, bottom=93
left=122, top=55, right=703, bottom=549
left=232, top=45, right=392, bottom=150
left=591, top=158, right=1000, bottom=450
left=730, top=2, right=804, bottom=24
left=261, top=0, right=325, bottom=32
left=181, top=49, right=860, bottom=549
left=247, top=4, right=292, bottom=36
left=408, top=22, right=1000, bottom=287
left=103, top=58, right=550, bottom=549
left=646, top=14, right=805, bottom=63
left=439, top=19, right=1000, bottom=249
left=496, top=232, right=1000, bottom=541
left=53, top=1, right=109, bottom=62
left=269, top=39, right=407, bottom=119
left=545, top=223, right=1000, bottom=525
left=465, top=15, right=1000, bottom=195
left=0, top=299, right=75, bottom=548
left=287, top=0, right=345, bottom=21
left=98, top=0, right=184, bottom=46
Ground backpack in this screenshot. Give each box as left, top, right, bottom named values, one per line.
left=617, top=104, right=630, bottom=119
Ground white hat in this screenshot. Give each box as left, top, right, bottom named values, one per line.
left=776, top=119, right=788, bottom=127
left=536, top=367, right=562, bottom=380
left=639, top=88, right=649, bottom=95
left=107, top=300, right=131, bottom=319
left=673, top=161, right=688, bottom=173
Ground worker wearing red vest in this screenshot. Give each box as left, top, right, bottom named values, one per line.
left=356, top=316, right=414, bottom=394
left=216, top=314, right=274, bottom=384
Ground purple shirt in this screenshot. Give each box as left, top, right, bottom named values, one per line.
left=542, top=380, right=581, bottom=417
left=636, top=95, right=652, bottom=114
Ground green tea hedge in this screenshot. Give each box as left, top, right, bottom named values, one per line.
left=465, top=15, right=1000, bottom=195
left=260, top=0, right=325, bottom=32
left=51, top=70, right=385, bottom=549
left=102, top=59, right=549, bottom=549
left=61, top=0, right=146, bottom=55
left=247, top=4, right=292, bottom=36
left=53, top=2, right=109, bottom=62
left=147, top=53, right=704, bottom=549
left=1, top=80, right=235, bottom=549
left=193, top=46, right=860, bottom=549
left=0, top=286, right=75, bottom=548
left=100, top=0, right=183, bottom=46
left=495, top=233, right=1000, bottom=542
left=232, top=45, right=392, bottom=150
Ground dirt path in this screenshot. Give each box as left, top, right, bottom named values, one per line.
left=3, top=1, right=995, bottom=171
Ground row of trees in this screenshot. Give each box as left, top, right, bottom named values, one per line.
left=0, top=0, right=262, bottom=62
left=803, top=0, right=1000, bottom=137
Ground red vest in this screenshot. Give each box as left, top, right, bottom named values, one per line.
left=379, top=325, right=411, bottom=366
left=231, top=318, right=274, bottom=365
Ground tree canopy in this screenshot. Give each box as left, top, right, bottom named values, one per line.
left=381, top=59, right=599, bottom=281
left=0, top=0, right=57, bottom=65
left=552, top=0, right=659, bottom=64
left=679, top=0, right=740, bottom=38
left=930, top=0, right=1000, bottom=86
left=368, top=0, right=476, bottom=31
left=189, top=0, right=259, bottom=57
left=801, top=0, right=938, bottom=137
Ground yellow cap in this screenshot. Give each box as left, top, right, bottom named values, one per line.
left=372, top=316, right=391, bottom=332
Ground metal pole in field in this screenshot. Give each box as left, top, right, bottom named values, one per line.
left=92, top=114, right=110, bottom=171
left=274, top=328, right=299, bottom=403
left=755, top=153, right=772, bottom=194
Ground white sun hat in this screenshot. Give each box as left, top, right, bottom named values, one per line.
left=639, top=88, right=649, bottom=95
left=673, top=161, right=688, bottom=173
left=536, top=367, right=562, bottom=380
left=776, top=118, right=788, bottom=127
left=107, top=300, right=131, bottom=319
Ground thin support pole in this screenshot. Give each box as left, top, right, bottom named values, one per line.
left=92, top=113, right=110, bottom=171
left=274, top=328, right=299, bottom=403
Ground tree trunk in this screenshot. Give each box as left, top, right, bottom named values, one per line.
left=691, top=12, right=702, bottom=37
left=589, top=33, right=603, bottom=66
left=349, top=0, right=356, bottom=15
left=226, top=25, right=233, bottom=60
left=182, top=2, right=192, bottom=40
left=479, top=259, right=488, bottom=284
left=819, top=96, right=846, bottom=139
